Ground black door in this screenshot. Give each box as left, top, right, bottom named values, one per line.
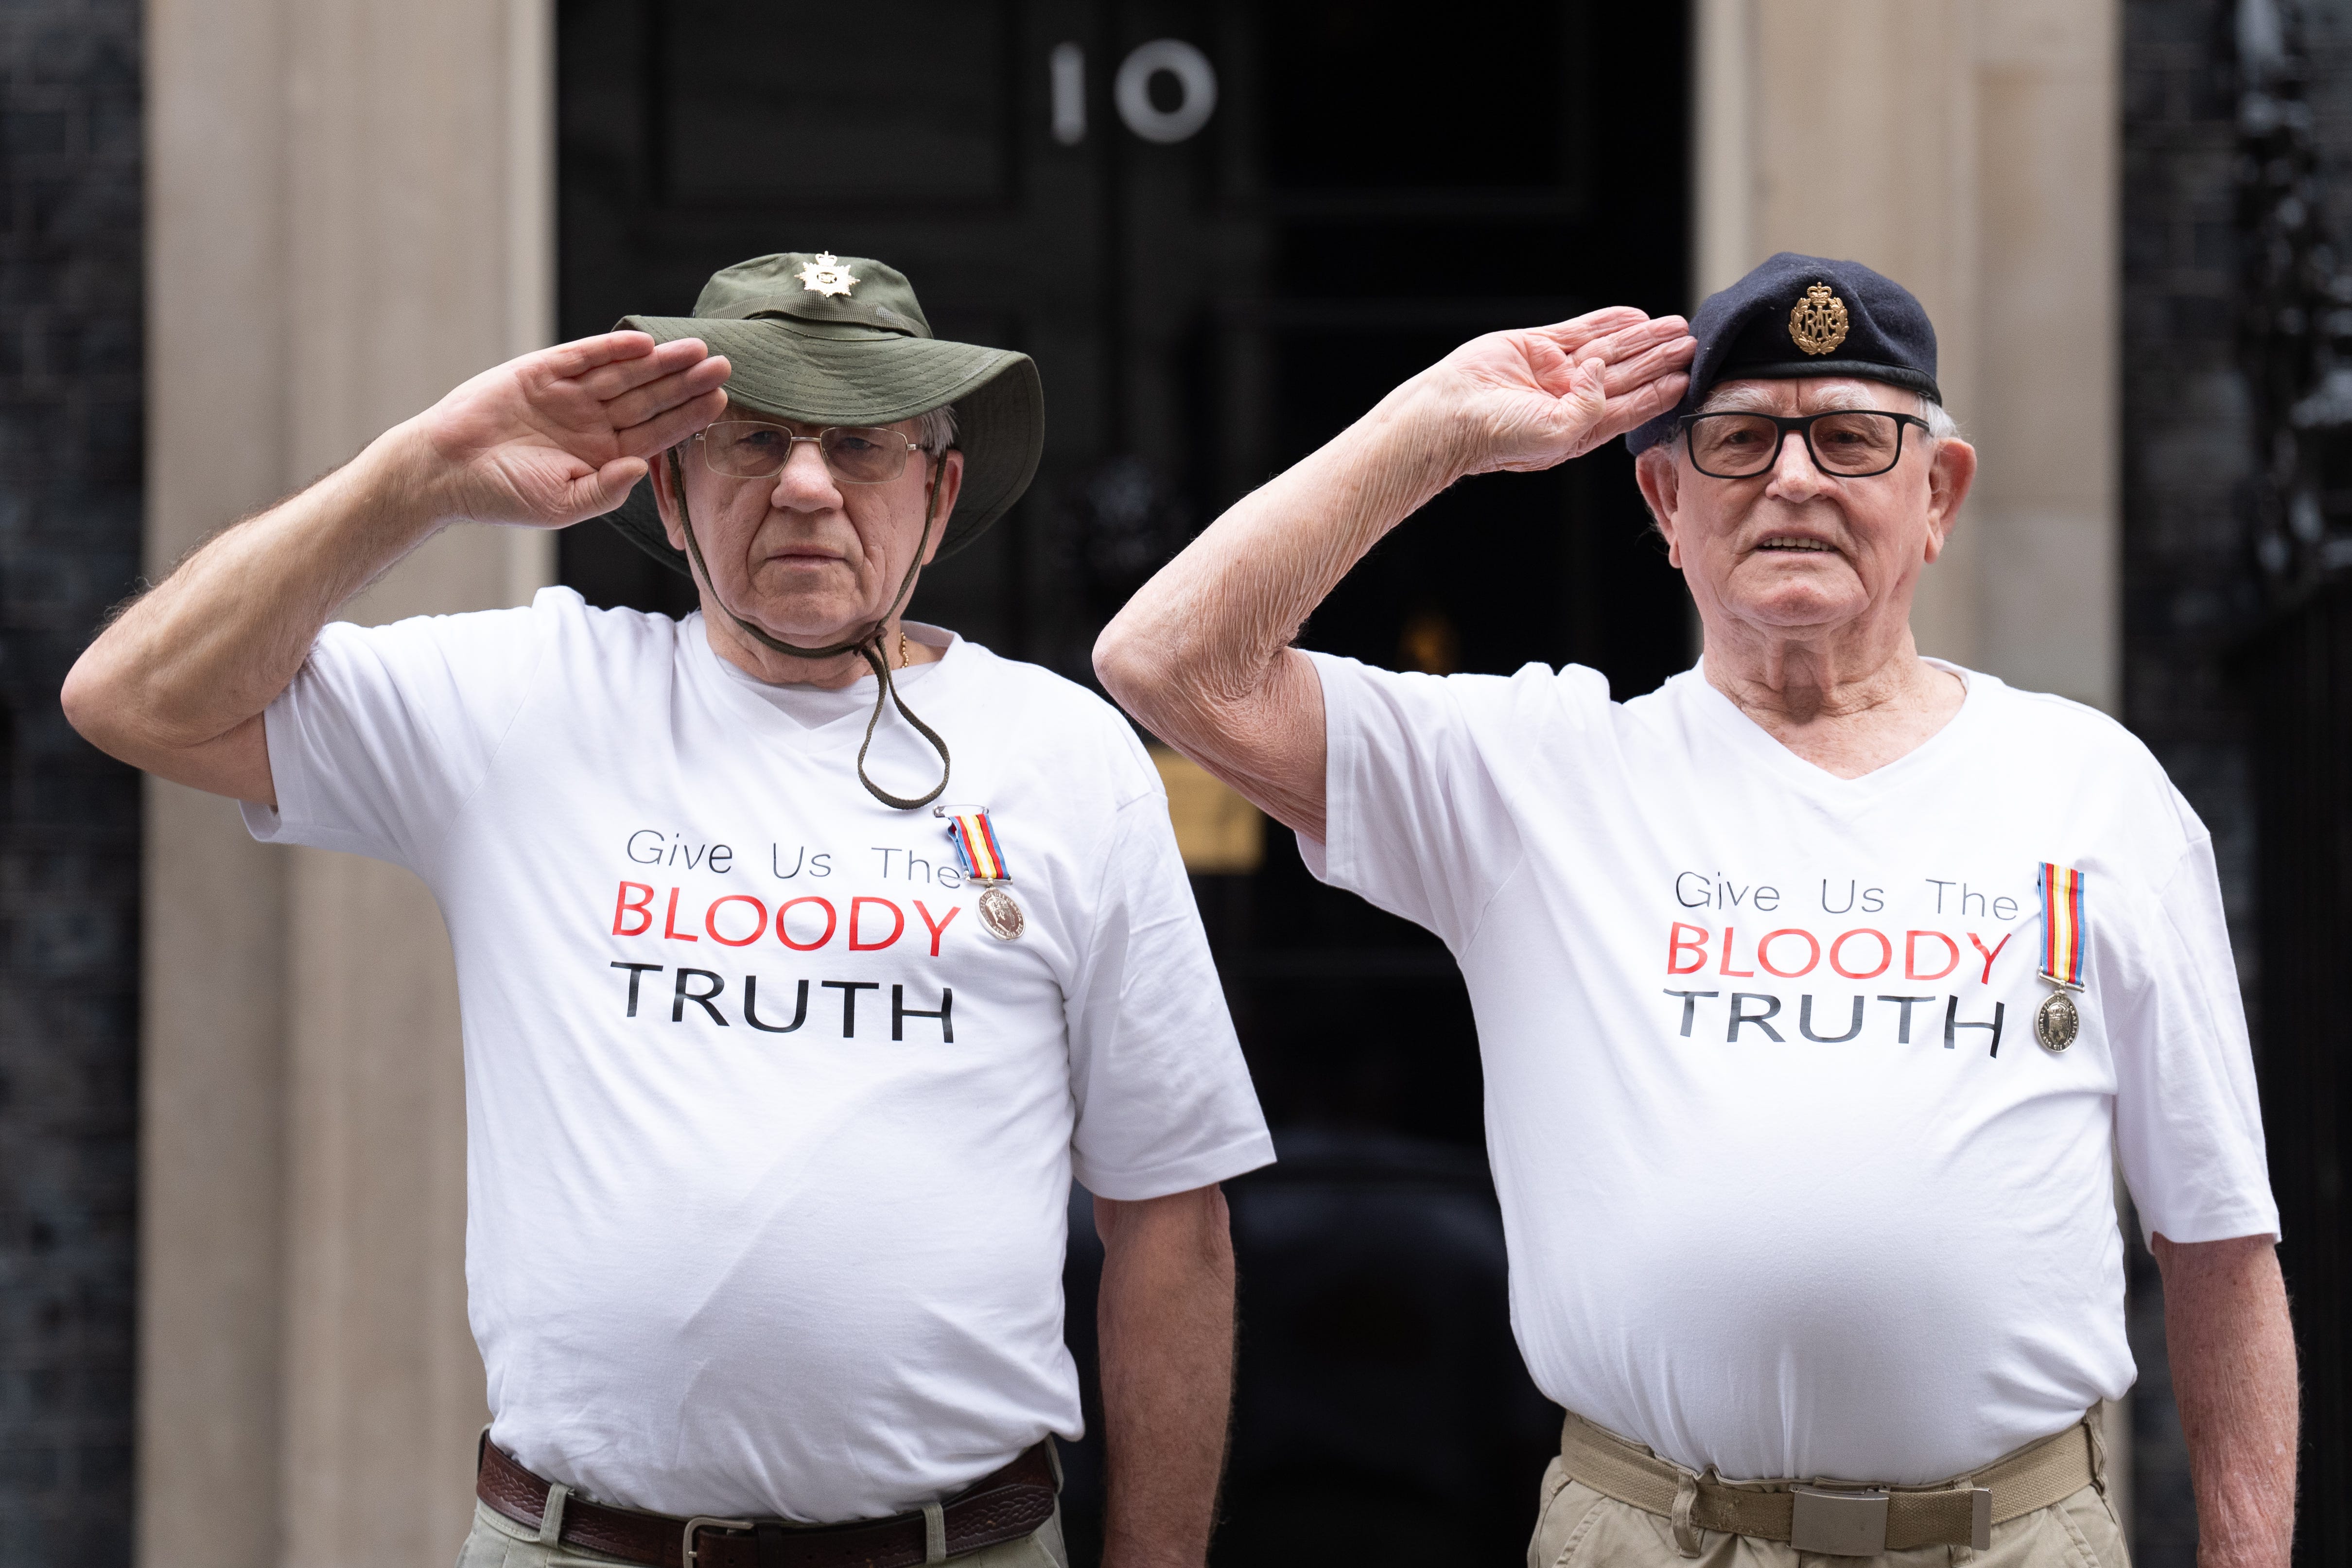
left=559, top=4, right=1689, bottom=1561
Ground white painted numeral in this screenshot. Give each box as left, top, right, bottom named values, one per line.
left=1050, top=41, right=1086, bottom=146
left=1114, top=39, right=1218, bottom=144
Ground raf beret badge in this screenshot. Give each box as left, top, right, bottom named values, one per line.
left=1789, top=282, right=1850, bottom=356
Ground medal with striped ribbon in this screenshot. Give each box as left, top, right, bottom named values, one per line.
left=939, top=804, right=1025, bottom=941
left=2033, top=862, right=2085, bottom=1051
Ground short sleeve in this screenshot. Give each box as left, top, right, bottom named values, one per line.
left=2108, top=833, right=2281, bottom=1244
left=1062, top=789, right=1274, bottom=1200
left=1303, top=652, right=1526, bottom=953
left=243, top=596, right=555, bottom=871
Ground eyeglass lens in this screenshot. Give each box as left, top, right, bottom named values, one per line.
left=1687, top=412, right=1908, bottom=478
left=702, top=423, right=912, bottom=484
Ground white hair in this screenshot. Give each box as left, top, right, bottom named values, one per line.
left=916, top=402, right=959, bottom=454
left=1912, top=394, right=1959, bottom=441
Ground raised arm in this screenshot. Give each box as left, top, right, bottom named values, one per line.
left=61, top=332, right=730, bottom=805
left=1092, top=310, right=1692, bottom=841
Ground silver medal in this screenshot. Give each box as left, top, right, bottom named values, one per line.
left=977, top=885, right=1026, bottom=941
left=2034, top=989, right=2079, bottom=1052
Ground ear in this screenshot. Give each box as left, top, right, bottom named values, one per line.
left=649, top=445, right=688, bottom=552
left=1633, top=447, right=1685, bottom=568
left=1920, top=437, right=1977, bottom=564
left=920, top=449, right=967, bottom=567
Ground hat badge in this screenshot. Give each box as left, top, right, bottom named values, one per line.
left=796, top=252, right=857, bottom=298
left=1789, top=282, right=1850, bottom=356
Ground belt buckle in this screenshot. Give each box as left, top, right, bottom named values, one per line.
left=683, top=1515, right=754, bottom=1568
left=1789, top=1486, right=1888, bottom=1555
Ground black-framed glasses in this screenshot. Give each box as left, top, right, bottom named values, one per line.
left=1679, top=410, right=1931, bottom=479
left=694, top=421, right=924, bottom=484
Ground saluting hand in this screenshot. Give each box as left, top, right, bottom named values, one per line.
left=1407, top=307, right=1696, bottom=477
left=404, top=331, right=733, bottom=527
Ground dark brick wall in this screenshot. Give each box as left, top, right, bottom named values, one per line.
left=2124, top=0, right=2352, bottom=1561
left=0, top=1, right=143, bottom=1565
left=2121, top=6, right=2245, bottom=1558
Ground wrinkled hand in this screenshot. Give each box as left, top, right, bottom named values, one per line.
left=406, top=331, right=732, bottom=526
left=1408, top=307, right=1695, bottom=477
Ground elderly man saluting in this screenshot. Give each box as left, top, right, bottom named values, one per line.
left=66, top=253, right=1272, bottom=1568
left=1098, top=254, right=2294, bottom=1567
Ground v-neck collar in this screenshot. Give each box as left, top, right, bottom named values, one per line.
left=1680, top=656, right=1990, bottom=801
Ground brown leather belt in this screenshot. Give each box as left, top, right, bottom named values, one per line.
left=475, top=1433, right=1059, bottom=1568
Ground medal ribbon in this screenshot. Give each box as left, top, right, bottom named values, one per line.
left=2038, top=862, right=2086, bottom=989
left=944, top=808, right=1010, bottom=884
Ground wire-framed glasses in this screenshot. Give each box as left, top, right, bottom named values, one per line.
left=695, top=422, right=923, bottom=484
left=1679, top=409, right=1932, bottom=479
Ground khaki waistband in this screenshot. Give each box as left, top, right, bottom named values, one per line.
left=1557, top=1410, right=2101, bottom=1555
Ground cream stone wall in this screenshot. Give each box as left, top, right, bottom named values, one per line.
left=139, top=0, right=554, bottom=1563
left=1694, top=0, right=2121, bottom=714
left=1693, top=0, right=2130, bottom=1531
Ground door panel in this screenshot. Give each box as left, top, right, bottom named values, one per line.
left=658, top=2, right=1017, bottom=206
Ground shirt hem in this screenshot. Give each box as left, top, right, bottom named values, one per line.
left=239, top=797, right=386, bottom=861
left=1075, top=1131, right=1276, bottom=1201
left=2131, top=1204, right=2283, bottom=1247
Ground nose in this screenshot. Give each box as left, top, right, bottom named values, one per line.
left=768, top=436, right=842, bottom=510
left=1764, top=423, right=1836, bottom=500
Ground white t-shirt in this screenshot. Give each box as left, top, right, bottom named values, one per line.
left=1304, top=654, right=2276, bottom=1485
left=245, top=588, right=1273, bottom=1521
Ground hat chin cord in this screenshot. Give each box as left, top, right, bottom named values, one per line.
left=666, top=447, right=952, bottom=811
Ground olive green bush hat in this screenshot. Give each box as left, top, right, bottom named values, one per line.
left=602, top=250, right=1044, bottom=570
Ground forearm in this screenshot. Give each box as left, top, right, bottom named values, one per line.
left=1095, top=387, right=1462, bottom=831
left=1093, top=1186, right=1237, bottom=1568
left=2153, top=1232, right=2298, bottom=1567
left=1101, top=383, right=1459, bottom=713
left=64, top=330, right=724, bottom=794
left=65, top=422, right=444, bottom=766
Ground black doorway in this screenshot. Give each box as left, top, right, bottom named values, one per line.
left=558, top=3, right=1689, bottom=1561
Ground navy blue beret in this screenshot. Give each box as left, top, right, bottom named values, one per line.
left=1625, top=252, right=1942, bottom=455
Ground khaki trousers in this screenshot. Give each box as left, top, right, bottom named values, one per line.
left=454, top=1498, right=1071, bottom=1568
left=1526, top=1438, right=2130, bottom=1568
